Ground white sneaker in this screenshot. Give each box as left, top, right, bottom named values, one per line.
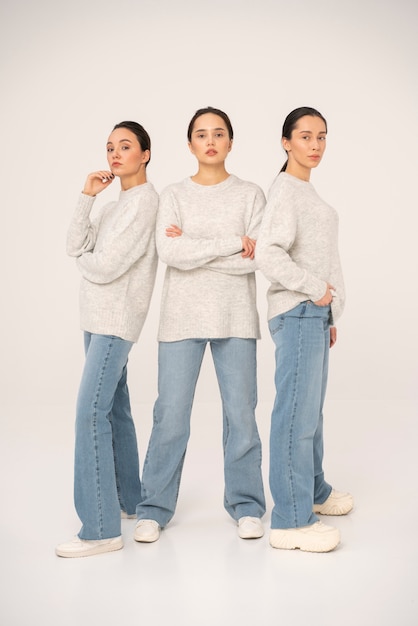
left=313, top=489, right=354, bottom=516
left=134, top=519, right=160, bottom=543
left=237, top=516, right=264, bottom=539
left=270, top=521, right=340, bottom=552
left=55, top=535, right=123, bottom=558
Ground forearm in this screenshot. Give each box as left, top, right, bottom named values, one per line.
left=76, top=233, right=149, bottom=284
left=205, top=252, right=256, bottom=275
left=256, top=245, right=327, bottom=301
left=157, top=232, right=243, bottom=270
left=66, top=194, right=97, bottom=256
left=76, top=206, right=156, bottom=284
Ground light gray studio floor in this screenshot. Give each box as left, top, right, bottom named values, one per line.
left=1, top=396, right=416, bottom=626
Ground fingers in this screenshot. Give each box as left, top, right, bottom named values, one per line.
left=83, top=171, right=115, bottom=196
left=313, top=283, right=336, bottom=306
left=241, top=236, right=256, bottom=259
left=99, top=171, right=115, bottom=184
left=165, top=224, right=183, bottom=238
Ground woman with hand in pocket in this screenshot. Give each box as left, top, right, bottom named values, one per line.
left=256, top=107, right=353, bottom=553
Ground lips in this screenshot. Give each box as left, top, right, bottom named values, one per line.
left=205, top=150, right=217, bottom=156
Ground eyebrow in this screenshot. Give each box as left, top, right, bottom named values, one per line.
left=106, top=138, right=133, bottom=145
left=297, top=130, right=326, bottom=134
left=193, top=127, right=226, bottom=133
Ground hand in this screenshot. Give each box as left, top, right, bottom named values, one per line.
left=241, top=236, right=256, bottom=259
left=82, top=171, right=115, bottom=196
left=330, top=326, right=337, bottom=348
left=165, top=224, right=183, bottom=238
left=314, top=283, right=335, bottom=306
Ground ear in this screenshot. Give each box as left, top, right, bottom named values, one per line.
left=227, top=139, right=233, bottom=153
left=282, top=137, right=290, bottom=152
left=188, top=142, right=195, bottom=155
left=142, top=150, right=150, bottom=164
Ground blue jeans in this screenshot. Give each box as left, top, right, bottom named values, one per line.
left=74, top=332, right=141, bottom=540
left=136, top=338, right=266, bottom=527
left=268, top=302, right=333, bottom=529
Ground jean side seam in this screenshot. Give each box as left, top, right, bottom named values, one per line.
left=287, top=317, right=303, bottom=528
left=111, top=367, right=126, bottom=512
left=92, top=336, right=114, bottom=539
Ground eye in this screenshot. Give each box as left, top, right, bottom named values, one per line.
left=319, top=136, right=326, bottom=141
left=121, top=145, right=130, bottom=150
left=215, top=132, right=224, bottom=138
left=107, top=147, right=114, bottom=152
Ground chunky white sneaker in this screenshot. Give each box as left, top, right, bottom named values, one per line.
left=121, top=511, right=136, bottom=519
left=237, top=516, right=264, bottom=539
left=313, top=489, right=354, bottom=516
left=55, top=535, right=123, bottom=558
left=134, top=519, right=160, bottom=543
left=270, top=521, right=340, bottom=552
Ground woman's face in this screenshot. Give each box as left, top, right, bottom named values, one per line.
left=282, top=115, right=327, bottom=177
left=106, top=128, right=149, bottom=179
left=188, top=113, right=232, bottom=165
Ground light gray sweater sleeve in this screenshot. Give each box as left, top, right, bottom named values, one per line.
left=257, top=180, right=327, bottom=301
left=66, top=193, right=98, bottom=256
left=204, top=185, right=266, bottom=275
left=156, top=188, right=243, bottom=271
left=75, top=195, right=156, bottom=284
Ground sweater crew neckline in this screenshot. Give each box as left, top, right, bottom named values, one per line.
left=119, top=182, right=152, bottom=201
left=279, top=172, right=313, bottom=188
left=185, top=174, right=236, bottom=191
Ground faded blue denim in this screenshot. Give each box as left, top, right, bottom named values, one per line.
left=136, top=338, right=266, bottom=526
left=268, top=302, right=333, bottom=529
left=74, top=332, right=141, bottom=540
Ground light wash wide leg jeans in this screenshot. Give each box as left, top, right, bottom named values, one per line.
left=74, top=332, right=141, bottom=540
left=268, top=303, right=333, bottom=530
left=137, top=338, right=266, bottom=527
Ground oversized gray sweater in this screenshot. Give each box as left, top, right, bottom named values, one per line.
left=67, top=183, right=158, bottom=342
left=156, top=175, right=266, bottom=341
left=256, top=172, right=345, bottom=324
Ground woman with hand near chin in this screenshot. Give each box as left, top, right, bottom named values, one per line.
left=56, top=121, right=158, bottom=558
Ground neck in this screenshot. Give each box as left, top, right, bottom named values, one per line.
left=285, top=162, right=311, bottom=182
left=120, top=171, right=147, bottom=191
left=191, top=163, right=229, bottom=186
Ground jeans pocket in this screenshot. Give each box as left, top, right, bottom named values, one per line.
left=268, top=315, right=285, bottom=336
left=307, top=301, right=328, bottom=308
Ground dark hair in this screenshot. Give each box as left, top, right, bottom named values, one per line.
left=280, top=107, right=327, bottom=172
left=187, top=106, right=234, bottom=142
left=112, top=121, right=151, bottom=167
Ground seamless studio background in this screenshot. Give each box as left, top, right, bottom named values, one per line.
left=1, top=1, right=417, bottom=625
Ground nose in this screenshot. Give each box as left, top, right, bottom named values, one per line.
left=207, top=133, right=215, bottom=145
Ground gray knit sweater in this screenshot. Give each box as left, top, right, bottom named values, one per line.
left=156, top=175, right=266, bottom=341
left=67, top=183, right=158, bottom=342
left=256, top=172, right=345, bottom=324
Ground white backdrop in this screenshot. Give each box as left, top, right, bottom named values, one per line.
left=0, top=0, right=416, bottom=424
left=1, top=3, right=417, bottom=625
